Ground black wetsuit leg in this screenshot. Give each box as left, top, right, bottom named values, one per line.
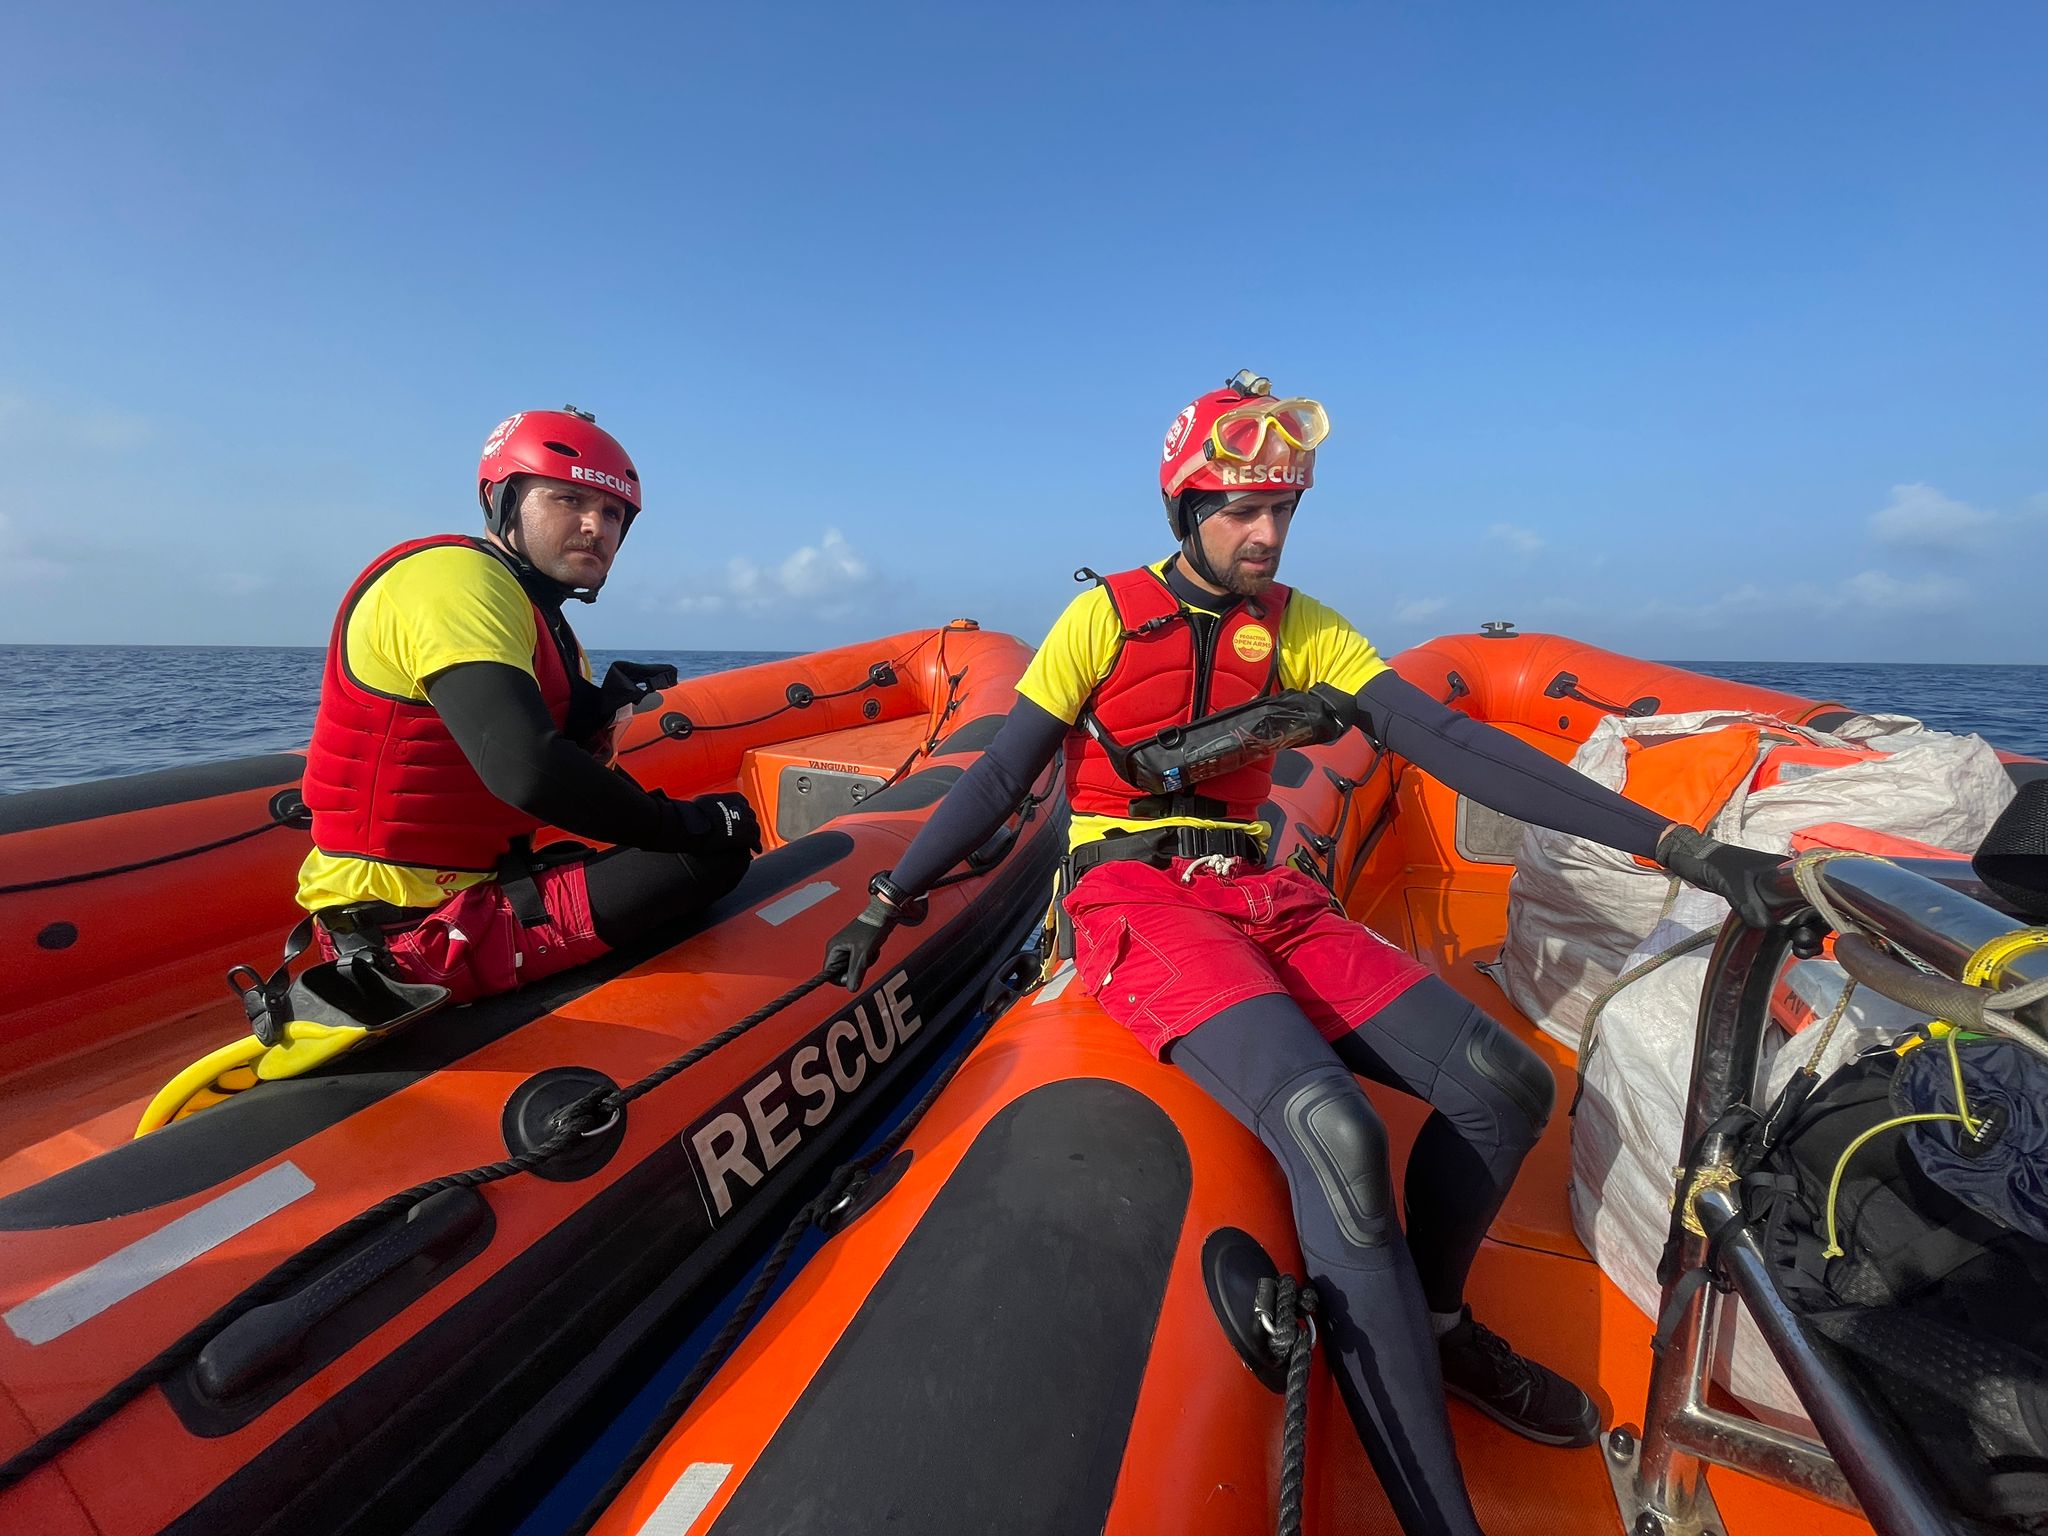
left=1169, top=995, right=1487, bottom=1536
left=580, top=844, right=753, bottom=948
left=1329, top=976, right=1555, bottom=1312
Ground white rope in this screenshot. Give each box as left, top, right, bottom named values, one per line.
left=1181, top=853, right=1242, bottom=884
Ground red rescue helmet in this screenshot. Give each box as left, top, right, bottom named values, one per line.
left=1160, top=371, right=1328, bottom=538
left=477, top=407, right=643, bottom=539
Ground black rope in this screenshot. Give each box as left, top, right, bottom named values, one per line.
left=561, top=969, right=1026, bottom=1536
left=630, top=676, right=886, bottom=748
left=608, top=973, right=828, bottom=1115
left=0, top=818, right=294, bottom=895
left=874, top=665, right=970, bottom=792
left=619, top=631, right=947, bottom=755
left=1256, top=1274, right=1320, bottom=1536
left=0, top=968, right=833, bottom=1495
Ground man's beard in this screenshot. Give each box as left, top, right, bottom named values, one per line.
left=1224, top=550, right=1280, bottom=595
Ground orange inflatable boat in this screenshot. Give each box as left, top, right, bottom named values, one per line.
left=0, top=623, right=1063, bottom=1535
left=576, top=630, right=2046, bottom=1536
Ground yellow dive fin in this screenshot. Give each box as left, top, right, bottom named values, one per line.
left=135, top=1020, right=369, bottom=1137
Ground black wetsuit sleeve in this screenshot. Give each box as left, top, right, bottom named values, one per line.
left=1356, top=671, right=1669, bottom=859
left=426, top=661, right=722, bottom=853
left=888, top=697, right=1070, bottom=898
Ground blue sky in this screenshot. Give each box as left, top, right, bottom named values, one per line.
left=1, top=3, right=2041, bottom=662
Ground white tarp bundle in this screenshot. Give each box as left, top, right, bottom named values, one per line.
left=1500, top=709, right=2014, bottom=1052
left=1570, top=890, right=1920, bottom=1420
left=1494, top=709, right=2014, bottom=1420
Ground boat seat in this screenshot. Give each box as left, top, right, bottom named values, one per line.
left=741, top=716, right=933, bottom=847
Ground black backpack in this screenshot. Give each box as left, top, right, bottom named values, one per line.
left=1748, top=1047, right=2048, bottom=1528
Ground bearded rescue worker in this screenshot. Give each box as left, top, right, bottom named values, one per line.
left=821, top=374, right=1785, bottom=1536
left=295, top=408, right=761, bottom=1005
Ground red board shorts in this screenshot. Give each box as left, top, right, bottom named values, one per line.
left=1062, top=857, right=1433, bottom=1058
left=316, top=861, right=611, bottom=1006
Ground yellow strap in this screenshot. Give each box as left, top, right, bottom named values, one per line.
left=1962, top=927, right=2048, bottom=988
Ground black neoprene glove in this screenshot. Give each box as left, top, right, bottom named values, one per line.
left=660, top=791, right=762, bottom=857
left=823, top=873, right=926, bottom=990
left=1308, top=682, right=1361, bottom=739
left=1656, top=825, right=1791, bottom=929
left=823, top=899, right=898, bottom=991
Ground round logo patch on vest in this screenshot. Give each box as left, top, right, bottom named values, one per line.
left=1233, top=624, right=1274, bottom=663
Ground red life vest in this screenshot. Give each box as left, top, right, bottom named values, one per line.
left=1063, top=564, right=1290, bottom=823
left=302, top=536, right=580, bottom=874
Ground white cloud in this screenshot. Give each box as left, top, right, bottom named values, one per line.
left=1867, top=483, right=2001, bottom=553
left=1392, top=596, right=1448, bottom=624
left=675, top=529, right=875, bottom=617
left=1641, top=568, right=1968, bottom=628
left=1837, top=568, right=1969, bottom=614
left=1487, top=522, right=1545, bottom=555
left=0, top=509, right=68, bottom=585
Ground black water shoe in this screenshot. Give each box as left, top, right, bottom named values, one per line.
left=1436, top=1307, right=1600, bottom=1447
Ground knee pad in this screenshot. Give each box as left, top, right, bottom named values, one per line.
left=1277, top=1074, right=1395, bottom=1250
left=1461, top=1018, right=1555, bottom=1146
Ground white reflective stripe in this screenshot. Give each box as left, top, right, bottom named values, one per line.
left=1033, top=961, right=1077, bottom=1004
left=757, top=881, right=837, bottom=926
left=638, top=1461, right=734, bottom=1535
left=5, top=1162, right=315, bottom=1346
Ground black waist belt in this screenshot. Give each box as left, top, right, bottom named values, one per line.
left=318, top=900, right=440, bottom=937
left=1067, top=824, right=1264, bottom=882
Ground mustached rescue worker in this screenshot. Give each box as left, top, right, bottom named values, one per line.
left=821, top=374, right=1782, bottom=1536
left=294, top=408, right=761, bottom=1007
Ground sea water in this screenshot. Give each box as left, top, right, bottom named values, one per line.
left=1, top=645, right=2042, bottom=798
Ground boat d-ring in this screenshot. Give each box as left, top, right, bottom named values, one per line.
left=816, top=1152, right=914, bottom=1234
left=501, top=1067, right=629, bottom=1182
left=1252, top=1283, right=1317, bottom=1356
left=577, top=1103, right=623, bottom=1140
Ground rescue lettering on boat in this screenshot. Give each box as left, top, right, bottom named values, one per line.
left=684, top=969, right=923, bottom=1221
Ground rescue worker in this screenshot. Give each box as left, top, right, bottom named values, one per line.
left=822, top=374, right=1783, bottom=1535
left=295, top=407, right=761, bottom=1006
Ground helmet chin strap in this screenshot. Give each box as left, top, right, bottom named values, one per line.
left=1179, top=518, right=1231, bottom=591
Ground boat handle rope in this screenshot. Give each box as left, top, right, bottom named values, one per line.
left=1253, top=1273, right=1322, bottom=1536
left=0, top=789, right=310, bottom=896
left=0, top=760, right=1055, bottom=1495
left=631, top=663, right=901, bottom=749
left=559, top=944, right=1048, bottom=1536
left=619, top=626, right=955, bottom=753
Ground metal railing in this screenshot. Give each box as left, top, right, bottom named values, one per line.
left=1617, top=856, right=2048, bottom=1536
